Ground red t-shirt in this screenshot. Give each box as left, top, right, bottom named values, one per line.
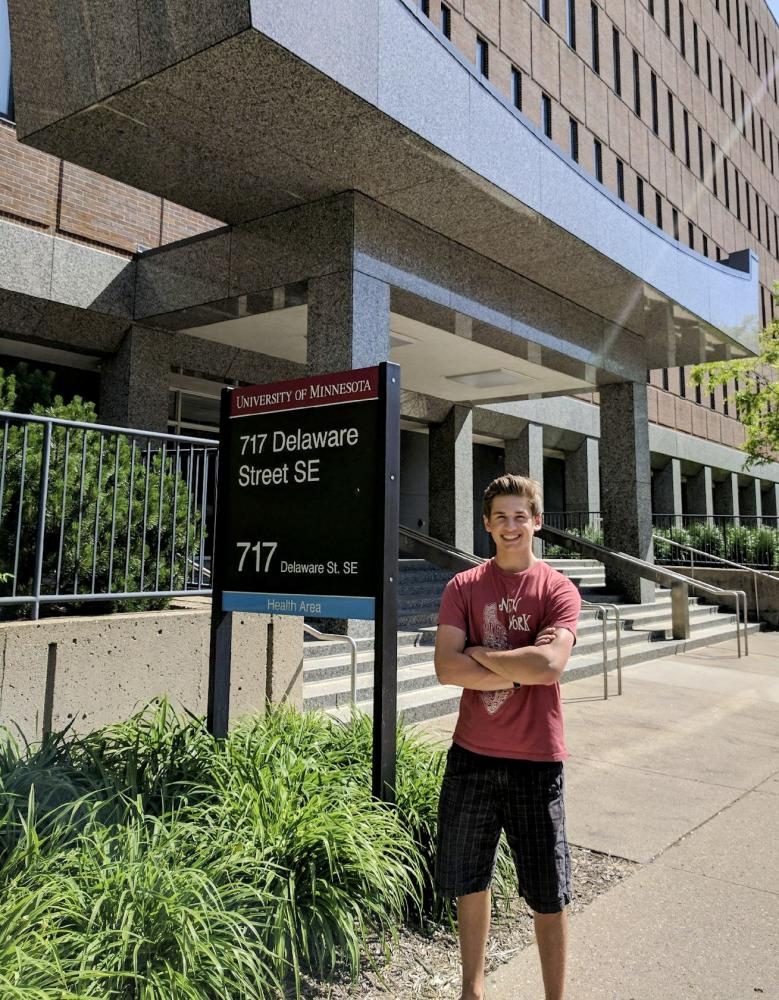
left=438, top=559, right=581, bottom=761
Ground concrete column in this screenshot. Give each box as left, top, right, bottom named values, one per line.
left=687, top=466, right=714, bottom=520
left=565, top=437, right=600, bottom=527
left=100, top=326, right=172, bottom=432
left=505, top=423, right=544, bottom=484
left=599, top=382, right=654, bottom=604
left=505, top=423, right=544, bottom=556
left=307, top=270, right=390, bottom=373
left=653, top=458, right=683, bottom=525
left=429, top=405, right=474, bottom=552
left=739, top=479, right=762, bottom=524
left=714, top=472, right=740, bottom=522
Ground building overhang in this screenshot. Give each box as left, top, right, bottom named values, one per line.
left=8, top=0, right=760, bottom=367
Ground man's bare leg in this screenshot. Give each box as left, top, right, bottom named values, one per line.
left=533, top=908, right=568, bottom=1000
left=457, top=890, right=491, bottom=1000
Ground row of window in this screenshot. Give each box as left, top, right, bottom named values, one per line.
left=0, top=1, right=14, bottom=122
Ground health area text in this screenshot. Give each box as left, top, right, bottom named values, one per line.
left=237, top=426, right=360, bottom=487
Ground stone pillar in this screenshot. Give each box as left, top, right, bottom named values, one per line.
left=714, top=472, right=740, bottom=522
left=307, top=270, right=390, bottom=372
left=505, top=423, right=544, bottom=556
left=505, top=423, right=544, bottom=483
left=599, top=382, right=654, bottom=604
left=100, top=326, right=172, bottom=432
left=687, top=466, right=714, bottom=521
left=565, top=437, right=600, bottom=529
left=739, top=478, right=762, bottom=524
left=653, top=458, right=683, bottom=526
left=429, top=405, right=474, bottom=552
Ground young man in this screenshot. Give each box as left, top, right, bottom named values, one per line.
left=434, top=474, right=581, bottom=1000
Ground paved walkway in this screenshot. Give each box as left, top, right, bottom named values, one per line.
left=420, top=631, right=779, bottom=999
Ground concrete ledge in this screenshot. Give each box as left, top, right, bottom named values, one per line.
left=670, top=566, right=779, bottom=626
left=0, top=608, right=303, bottom=738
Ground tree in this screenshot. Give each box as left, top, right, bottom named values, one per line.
left=690, top=289, right=779, bottom=467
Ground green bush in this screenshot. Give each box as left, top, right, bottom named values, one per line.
left=753, top=527, right=779, bottom=568
left=686, top=521, right=725, bottom=557
left=0, top=703, right=505, bottom=998
left=0, top=365, right=201, bottom=618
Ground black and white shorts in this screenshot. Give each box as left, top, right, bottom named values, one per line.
left=435, top=742, right=571, bottom=914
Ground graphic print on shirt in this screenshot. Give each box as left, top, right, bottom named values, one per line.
left=479, top=597, right=534, bottom=716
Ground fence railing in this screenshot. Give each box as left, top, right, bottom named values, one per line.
left=0, top=411, right=217, bottom=619
left=653, top=514, right=779, bottom=570
left=541, top=511, right=602, bottom=558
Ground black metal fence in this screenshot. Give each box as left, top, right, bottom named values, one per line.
left=653, top=514, right=779, bottom=569
left=0, top=411, right=217, bottom=619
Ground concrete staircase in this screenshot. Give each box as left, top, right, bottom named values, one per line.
left=302, top=558, right=761, bottom=723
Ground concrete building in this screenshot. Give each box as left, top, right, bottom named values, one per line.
left=1, top=0, right=779, bottom=605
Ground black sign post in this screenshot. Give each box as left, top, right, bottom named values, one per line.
left=207, top=363, right=400, bottom=799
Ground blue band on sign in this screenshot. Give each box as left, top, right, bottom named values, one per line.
left=222, top=592, right=376, bottom=619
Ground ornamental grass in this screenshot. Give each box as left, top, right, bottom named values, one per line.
left=0, top=702, right=518, bottom=998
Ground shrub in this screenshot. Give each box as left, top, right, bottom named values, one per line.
left=0, top=366, right=202, bottom=618
left=686, top=521, right=725, bottom=557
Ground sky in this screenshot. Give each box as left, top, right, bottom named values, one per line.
left=770, top=0, right=779, bottom=27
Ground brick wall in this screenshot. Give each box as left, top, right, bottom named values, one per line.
left=0, top=121, right=220, bottom=254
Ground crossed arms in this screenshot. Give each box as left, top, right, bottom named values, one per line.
left=434, top=624, right=575, bottom=690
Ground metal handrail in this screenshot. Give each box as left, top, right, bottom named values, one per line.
left=399, top=525, right=620, bottom=695
left=303, top=623, right=359, bottom=705
left=581, top=599, right=623, bottom=698
left=653, top=533, right=775, bottom=623
left=540, top=524, right=749, bottom=657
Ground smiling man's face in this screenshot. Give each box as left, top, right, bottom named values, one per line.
left=483, top=493, right=542, bottom=566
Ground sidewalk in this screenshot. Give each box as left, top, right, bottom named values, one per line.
left=420, top=632, right=779, bottom=999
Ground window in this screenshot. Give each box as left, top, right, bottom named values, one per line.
left=718, top=57, right=724, bottom=107
left=688, top=220, right=695, bottom=249
left=706, top=40, right=712, bottom=91
left=420, top=0, right=430, bottom=15
left=476, top=36, right=489, bottom=77
left=567, top=0, right=576, bottom=48
left=542, top=92, right=552, bottom=138
left=735, top=168, right=741, bottom=219
left=612, top=28, right=621, bottom=95
left=655, top=192, right=663, bottom=229
left=678, top=2, right=686, bottom=57
left=697, top=125, right=704, bottom=179
left=745, top=180, right=752, bottom=231
left=726, top=0, right=731, bottom=30
left=651, top=72, right=658, bottom=134
left=591, top=3, right=600, bottom=74
left=679, top=367, right=687, bottom=397
left=754, top=22, right=760, bottom=74
left=541, top=0, right=550, bottom=23
left=745, top=5, right=751, bottom=61
left=511, top=67, right=523, bottom=111
left=730, top=75, right=736, bottom=122
left=0, top=0, right=12, bottom=122
left=594, top=138, right=603, bottom=181
left=760, top=117, right=766, bottom=163
left=723, top=158, right=729, bottom=209
left=662, top=368, right=669, bottom=391
left=637, top=176, right=645, bottom=216
left=667, top=91, right=675, bottom=152
left=683, top=109, right=690, bottom=167
left=664, top=0, right=671, bottom=36
left=710, top=142, right=718, bottom=197
left=767, top=203, right=771, bottom=254
left=756, top=193, right=762, bottom=242
left=569, top=117, right=579, bottom=161
left=736, top=1, right=741, bottom=46
left=441, top=3, right=452, bottom=38
left=632, top=48, right=641, bottom=117
left=616, top=158, right=625, bottom=200
left=693, top=22, right=700, bottom=75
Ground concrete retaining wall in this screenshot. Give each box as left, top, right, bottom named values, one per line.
left=0, top=609, right=303, bottom=738
left=671, top=567, right=779, bottom=627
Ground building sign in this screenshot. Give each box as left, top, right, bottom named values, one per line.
left=219, top=366, right=384, bottom=619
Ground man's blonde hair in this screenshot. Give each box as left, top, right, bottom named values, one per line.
left=482, top=474, right=543, bottom=519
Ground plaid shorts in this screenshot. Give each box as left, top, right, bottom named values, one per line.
left=435, top=743, right=571, bottom=914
